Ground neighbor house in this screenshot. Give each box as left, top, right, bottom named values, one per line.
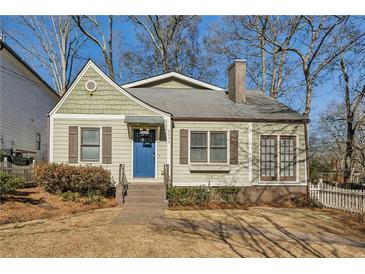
left=48, top=59, right=308, bottom=202
left=0, top=40, right=60, bottom=161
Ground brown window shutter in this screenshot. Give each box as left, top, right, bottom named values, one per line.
left=180, top=129, right=188, bottom=164
left=102, top=127, right=112, bottom=164
left=68, top=126, right=78, bottom=164
left=230, top=130, right=238, bottom=165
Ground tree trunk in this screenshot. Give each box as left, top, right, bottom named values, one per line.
left=341, top=55, right=354, bottom=183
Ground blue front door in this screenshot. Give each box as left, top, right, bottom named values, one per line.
left=133, top=129, right=155, bottom=178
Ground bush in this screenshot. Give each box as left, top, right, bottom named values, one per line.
left=167, top=186, right=210, bottom=207
left=33, top=163, right=111, bottom=196
left=83, top=193, right=105, bottom=205
left=214, top=186, right=241, bottom=203
left=59, top=191, right=81, bottom=202
left=0, top=171, right=25, bottom=197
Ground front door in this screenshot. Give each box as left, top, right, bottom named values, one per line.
left=133, top=129, right=156, bottom=178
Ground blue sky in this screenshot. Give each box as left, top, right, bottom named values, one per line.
left=1, top=15, right=343, bottom=125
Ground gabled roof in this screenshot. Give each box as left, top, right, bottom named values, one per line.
left=0, top=40, right=60, bottom=99
left=127, top=88, right=307, bottom=123
left=121, top=71, right=224, bottom=91
left=48, top=60, right=171, bottom=117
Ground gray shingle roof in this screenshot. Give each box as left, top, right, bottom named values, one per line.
left=127, top=88, right=306, bottom=122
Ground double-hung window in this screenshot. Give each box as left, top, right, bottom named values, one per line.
left=260, top=135, right=296, bottom=181
left=190, top=131, right=228, bottom=163
left=81, top=128, right=100, bottom=162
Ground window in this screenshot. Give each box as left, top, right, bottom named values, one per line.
left=210, top=132, right=227, bottom=163
left=36, top=134, right=41, bottom=150
left=190, top=132, right=208, bottom=162
left=280, top=136, right=296, bottom=181
left=81, top=128, right=100, bottom=162
left=260, top=135, right=297, bottom=181
left=260, top=136, right=277, bottom=181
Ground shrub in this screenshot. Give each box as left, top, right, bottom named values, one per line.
left=167, top=186, right=209, bottom=207
left=59, top=191, right=81, bottom=202
left=83, top=193, right=105, bottom=205
left=214, top=186, right=241, bottom=203
left=33, top=163, right=111, bottom=196
left=0, top=171, right=25, bottom=197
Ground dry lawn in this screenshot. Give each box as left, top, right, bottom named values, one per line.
left=0, top=206, right=364, bottom=257
left=0, top=187, right=116, bottom=225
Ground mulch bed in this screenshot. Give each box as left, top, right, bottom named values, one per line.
left=0, top=187, right=116, bottom=225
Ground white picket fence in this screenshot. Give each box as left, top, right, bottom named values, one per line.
left=309, top=180, right=365, bottom=213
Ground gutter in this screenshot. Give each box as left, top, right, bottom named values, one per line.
left=172, top=116, right=309, bottom=124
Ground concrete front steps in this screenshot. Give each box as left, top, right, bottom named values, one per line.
left=123, top=182, right=167, bottom=210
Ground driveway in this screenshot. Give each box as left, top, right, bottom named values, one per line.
left=0, top=207, right=364, bottom=257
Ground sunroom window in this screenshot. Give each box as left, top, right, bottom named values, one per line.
left=81, top=128, right=100, bottom=162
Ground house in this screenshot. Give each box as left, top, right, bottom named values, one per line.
left=0, top=40, right=60, bottom=161
left=48, top=59, right=308, bottom=203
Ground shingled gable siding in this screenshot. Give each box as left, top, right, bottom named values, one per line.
left=172, top=121, right=306, bottom=186
left=56, top=66, right=156, bottom=115
left=52, top=65, right=169, bottom=182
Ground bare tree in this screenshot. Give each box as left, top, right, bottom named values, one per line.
left=73, top=16, right=116, bottom=80
left=339, top=54, right=365, bottom=182
left=4, top=16, right=85, bottom=94
left=254, top=16, right=365, bottom=118
left=317, top=52, right=365, bottom=183
left=205, top=16, right=300, bottom=98
left=122, top=16, right=213, bottom=81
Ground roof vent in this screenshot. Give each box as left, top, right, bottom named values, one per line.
left=85, top=80, right=97, bottom=94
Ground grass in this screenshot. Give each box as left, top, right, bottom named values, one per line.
left=0, top=187, right=116, bottom=225
left=0, top=206, right=364, bottom=257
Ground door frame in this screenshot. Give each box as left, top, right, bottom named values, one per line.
left=131, top=127, right=158, bottom=180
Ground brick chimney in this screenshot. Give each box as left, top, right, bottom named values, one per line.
left=227, top=59, right=246, bottom=104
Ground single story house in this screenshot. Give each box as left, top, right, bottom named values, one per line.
left=48, top=59, right=308, bottom=202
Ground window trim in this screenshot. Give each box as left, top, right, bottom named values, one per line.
left=259, top=134, right=298, bottom=182
left=210, top=131, right=228, bottom=163
left=79, top=127, right=102, bottom=163
left=190, top=131, right=208, bottom=163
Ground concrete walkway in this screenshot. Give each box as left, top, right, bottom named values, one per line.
left=112, top=209, right=165, bottom=225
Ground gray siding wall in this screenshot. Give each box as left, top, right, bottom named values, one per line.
left=0, top=49, right=58, bottom=160
left=52, top=118, right=168, bottom=182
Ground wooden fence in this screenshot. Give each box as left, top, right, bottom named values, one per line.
left=0, top=159, right=34, bottom=183
left=309, top=180, right=365, bottom=213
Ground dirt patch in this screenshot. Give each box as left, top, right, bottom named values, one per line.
left=0, top=187, right=116, bottom=225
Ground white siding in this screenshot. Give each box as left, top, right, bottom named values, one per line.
left=0, top=49, right=58, bottom=160
left=52, top=118, right=168, bottom=183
